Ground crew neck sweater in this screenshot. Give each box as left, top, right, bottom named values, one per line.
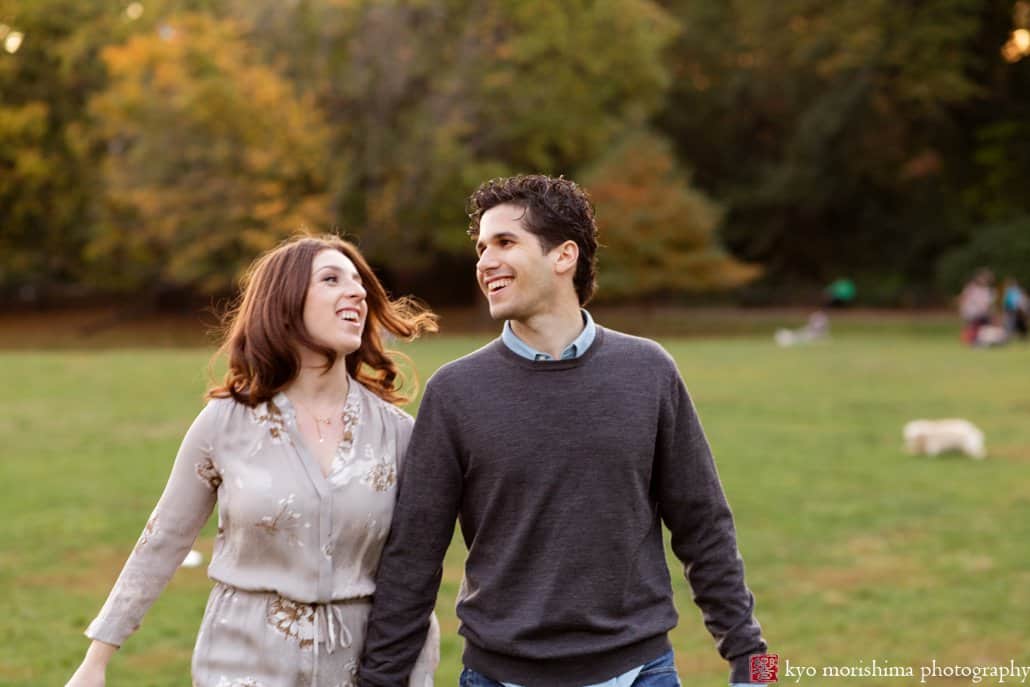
left=358, top=327, right=766, bottom=687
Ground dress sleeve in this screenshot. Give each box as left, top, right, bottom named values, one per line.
left=85, top=400, right=224, bottom=646
left=393, top=407, right=416, bottom=473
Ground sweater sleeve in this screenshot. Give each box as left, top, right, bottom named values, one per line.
left=358, top=378, right=464, bottom=687
left=653, top=368, right=767, bottom=684
left=85, top=400, right=223, bottom=646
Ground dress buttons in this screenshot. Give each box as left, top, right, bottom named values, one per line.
left=322, top=543, right=332, bottom=557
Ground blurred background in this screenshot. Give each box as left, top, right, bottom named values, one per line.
left=2, top=0, right=1029, bottom=315
left=3, top=2, right=1030, bottom=685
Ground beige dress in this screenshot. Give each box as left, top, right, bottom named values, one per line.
left=85, top=379, right=439, bottom=687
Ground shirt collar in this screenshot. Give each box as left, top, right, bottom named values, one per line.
left=501, top=309, right=596, bottom=361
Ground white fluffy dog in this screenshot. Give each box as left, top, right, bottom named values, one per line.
left=903, top=419, right=986, bottom=459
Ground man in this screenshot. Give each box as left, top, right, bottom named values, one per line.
left=358, top=175, right=768, bottom=687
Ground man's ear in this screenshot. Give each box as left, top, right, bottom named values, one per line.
left=553, top=240, right=579, bottom=275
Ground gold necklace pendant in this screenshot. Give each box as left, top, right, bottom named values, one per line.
left=295, top=398, right=336, bottom=444
left=289, top=381, right=349, bottom=446
left=314, top=416, right=332, bottom=443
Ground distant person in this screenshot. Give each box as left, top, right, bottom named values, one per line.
left=958, top=269, right=995, bottom=345
left=774, top=310, right=830, bottom=347
left=359, top=175, right=769, bottom=687
left=1002, top=278, right=1028, bottom=340
left=66, top=235, right=439, bottom=687
left=824, top=278, right=856, bottom=308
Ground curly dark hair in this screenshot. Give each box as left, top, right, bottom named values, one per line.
left=467, top=174, right=599, bottom=305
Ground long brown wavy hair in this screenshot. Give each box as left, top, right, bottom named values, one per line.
left=207, top=234, right=438, bottom=406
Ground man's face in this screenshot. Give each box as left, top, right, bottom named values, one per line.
left=475, top=203, right=560, bottom=322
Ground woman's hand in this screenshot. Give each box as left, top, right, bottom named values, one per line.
left=65, top=640, right=116, bottom=687
left=65, top=662, right=105, bottom=687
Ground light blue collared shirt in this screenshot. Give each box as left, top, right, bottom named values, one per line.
left=501, top=309, right=597, bottom=361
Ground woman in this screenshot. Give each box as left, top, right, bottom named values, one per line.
left=66, top=235, right=440, bottom=687
left=958, top=269, right=995, bottom=345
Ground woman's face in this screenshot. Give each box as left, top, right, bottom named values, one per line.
left=302, top=249, right=368, bottom=357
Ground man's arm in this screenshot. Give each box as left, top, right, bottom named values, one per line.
left=358, top=380, right=465, bottom=687
left=653, top=368, right=768, bottom=685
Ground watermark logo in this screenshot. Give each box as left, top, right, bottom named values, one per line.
left=751, top=654, right=779, bottom=683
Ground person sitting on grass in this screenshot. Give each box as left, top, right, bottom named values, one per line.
left=958, top=269, right=996, bottom=346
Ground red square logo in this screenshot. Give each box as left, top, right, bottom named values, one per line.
left=750, top=654, right=779, bottom=683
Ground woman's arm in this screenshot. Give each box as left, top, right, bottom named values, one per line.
left=68, top=400, right=225, bottom=680
left=65, top=639, right=117, bottom=686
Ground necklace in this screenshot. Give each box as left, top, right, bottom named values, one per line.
left=293, top=399, right=338, bottom=443
left=287, top=378, right=350, bottom=444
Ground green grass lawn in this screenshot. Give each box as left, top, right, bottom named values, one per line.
left=2, top=330, right=1028, bottom=686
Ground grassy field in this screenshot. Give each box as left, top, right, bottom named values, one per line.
left=2, top=325, right=1028, bottom=685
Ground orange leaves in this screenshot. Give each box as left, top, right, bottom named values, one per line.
left=87, top=12, right=331, bottom=294
left=585, top=131, right=760, bottom=299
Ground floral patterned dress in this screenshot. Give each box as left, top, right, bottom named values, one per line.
left=85, top=378, right=439, bottom=687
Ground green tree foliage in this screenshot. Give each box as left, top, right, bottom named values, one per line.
left=5, top=0, right=1028, bottom=306
left=584, top=131, right=759, bottom=300
left=0, top=102, right=54, bottom=291
left=0, top=0, right=122, bottom=301
left=937, top=216, right=1030, bottom=292
left=963, top=118, right=1030, bottom=222
left=86, top=13, right=331, bottom=295
left=3, top=0, right=684, bottom=302
left=656, top=0, right=987, bottom=299
left=219, top=0, right=678, bottom=281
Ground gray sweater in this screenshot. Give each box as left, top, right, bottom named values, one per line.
left=358, top=327, right=766, bottom=686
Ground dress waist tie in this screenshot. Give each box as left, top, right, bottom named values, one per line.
left=311, top=601, right=353, bottom=684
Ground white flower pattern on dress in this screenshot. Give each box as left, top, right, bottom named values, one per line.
left=336, top=659, right=359, bottom=687
left=329, top=440, right=397, bottom=493
left=339, top=396, right=360, bottom=449
left=265, top=595, right=316, bottom=649
left=362, top=460, right=396, bottom=492
left=255, top=493, right=305, bottom=547
left=133, top=513, right=158, bottom=554
left=249, top=399, right=293, bottom=455
left=195, top=443, right=222, bottom=490
left=326, top=397, right=361, bottom=480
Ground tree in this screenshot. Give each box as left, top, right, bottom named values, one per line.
left=584, top=131, right=759, bottom=300
left=228, top=0, right=678, bottom=286
left=0, top=0, right=124, bottom=302
left=1, top=0, right=684, bottom=304
left=937, top=216, right=1030, bottom=292
left=656, top=0, right=986, bottom=301
left=86, top=12, right=331, bottom=296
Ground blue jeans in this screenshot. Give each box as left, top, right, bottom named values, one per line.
left=459, top=650, right=682, bottom=687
